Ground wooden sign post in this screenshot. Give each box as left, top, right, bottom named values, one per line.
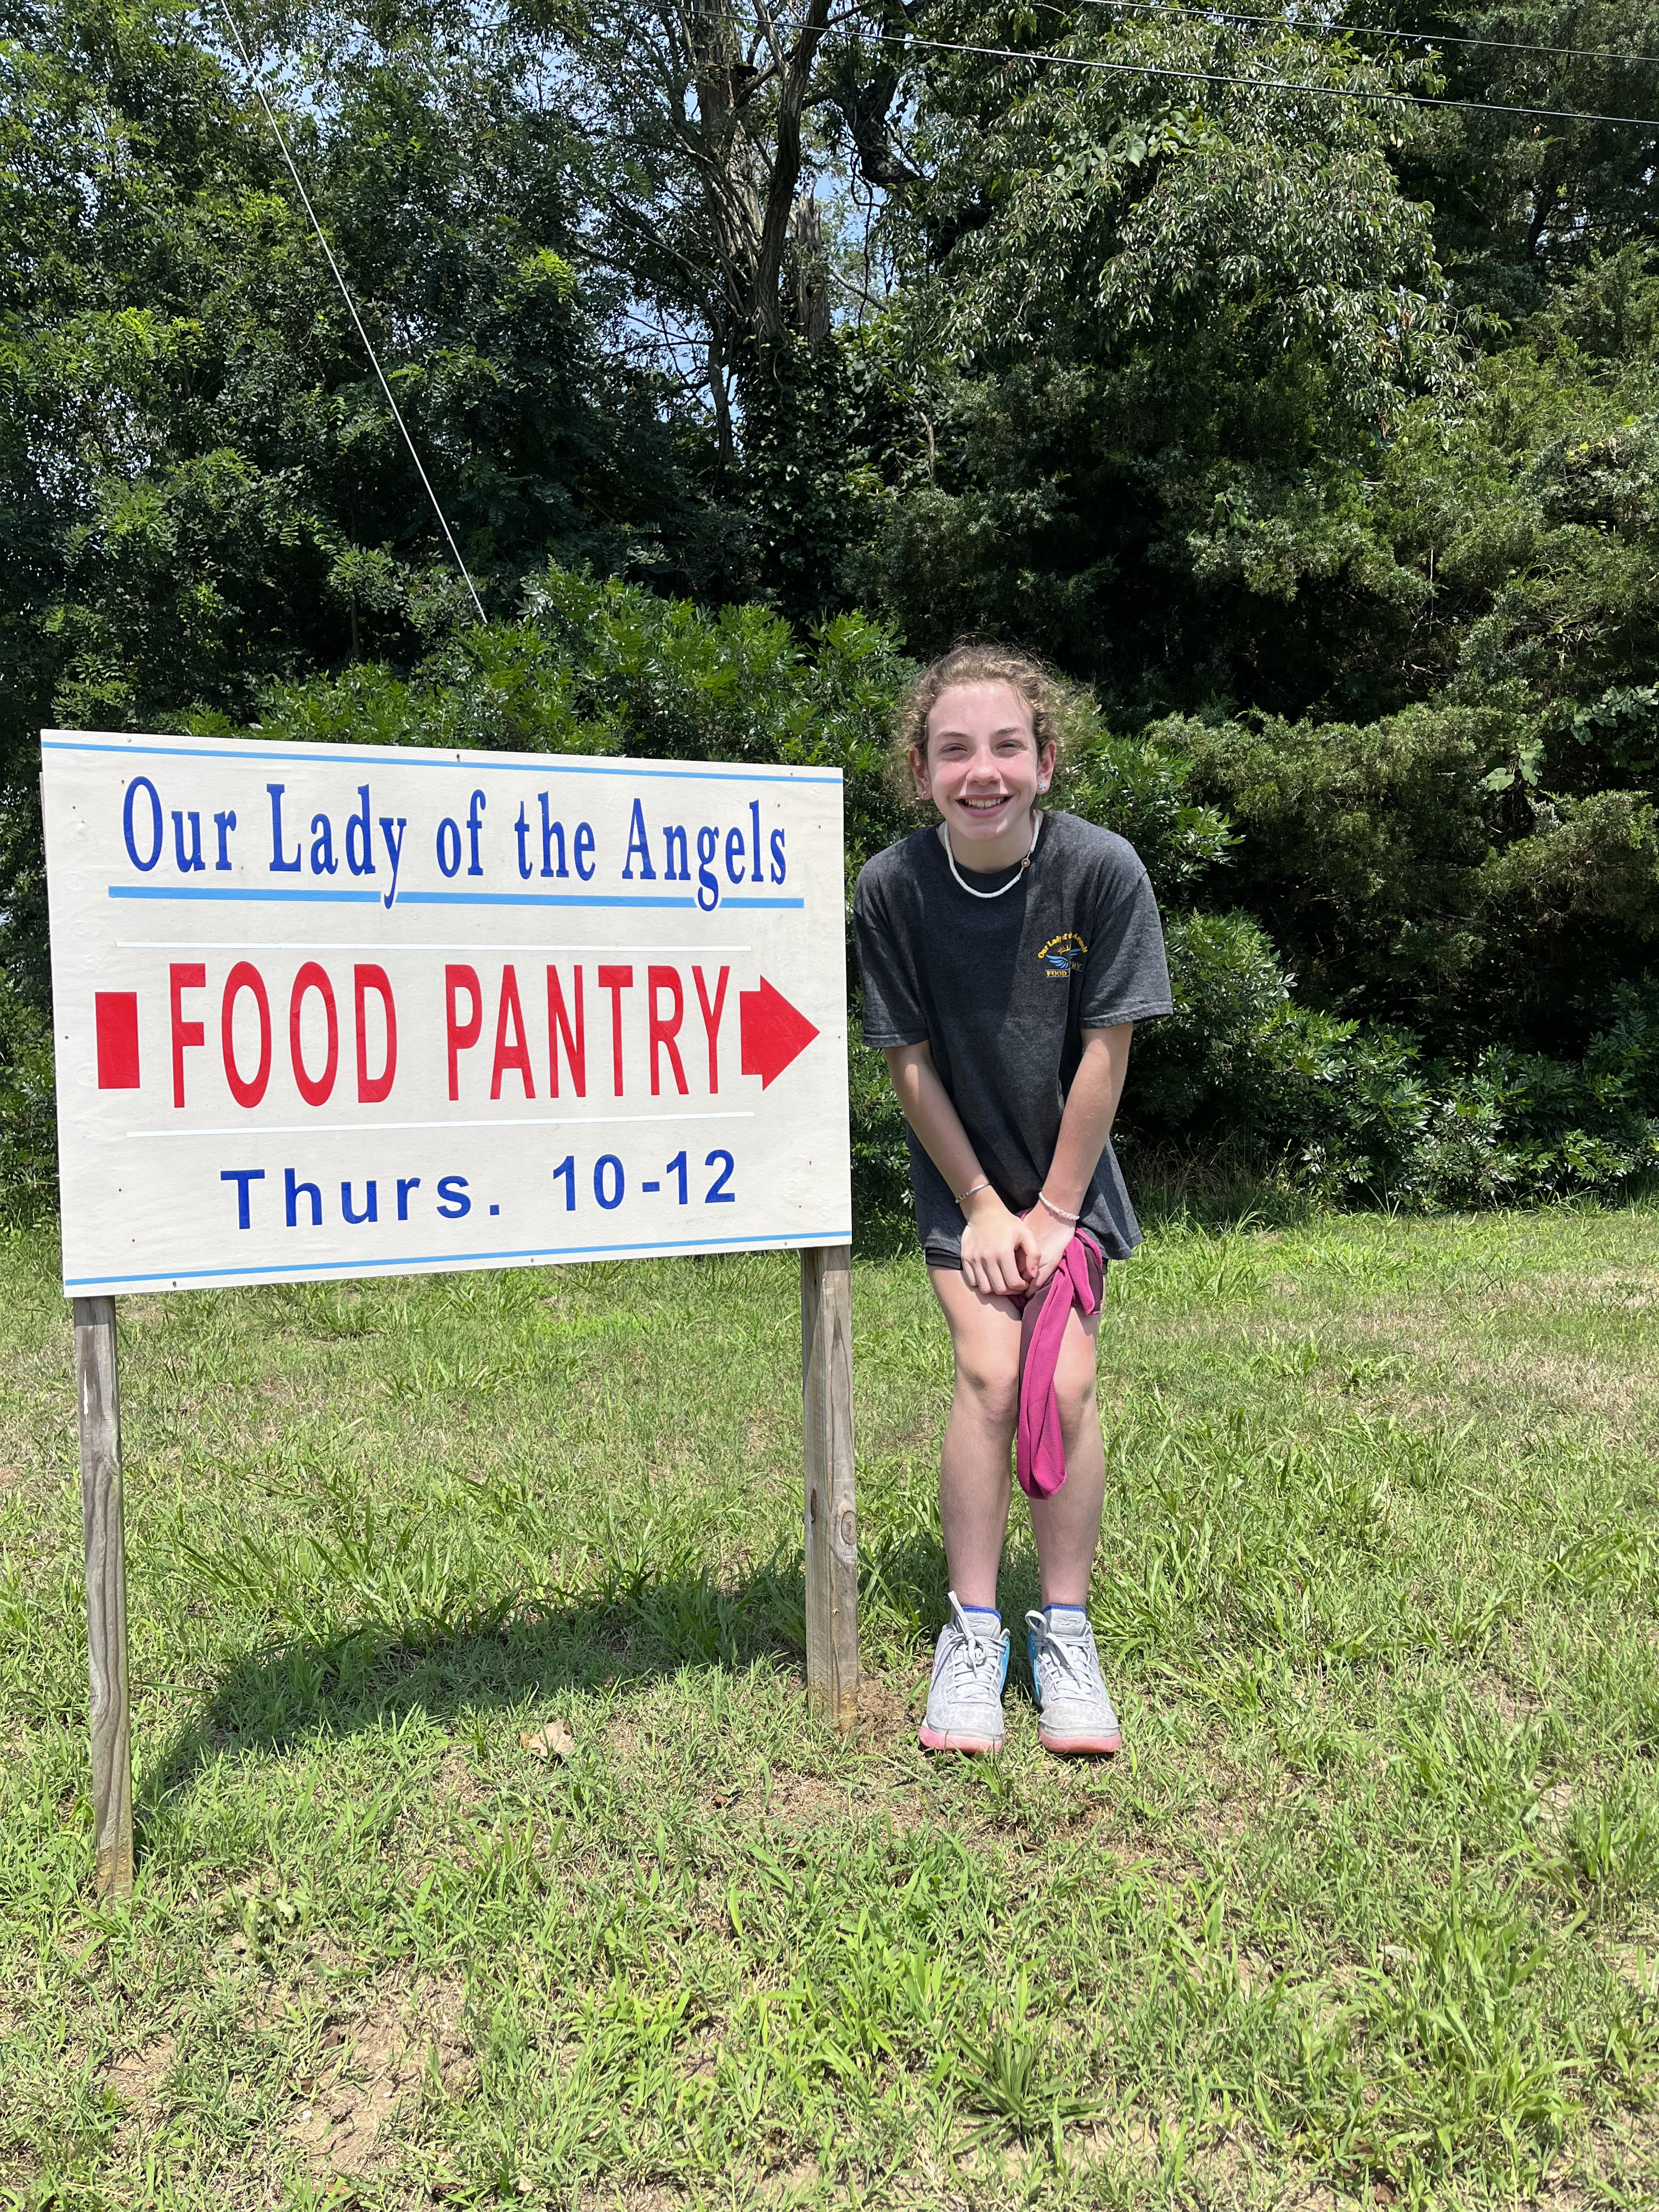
left=44, top=729, right=860, bottom=1897
left=75, top=1296, right=133, bottom=1900
left=800, top=1244, right=857, bottom=1730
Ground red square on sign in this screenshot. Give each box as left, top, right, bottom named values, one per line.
left=95, top=993, right=140, bottom=1088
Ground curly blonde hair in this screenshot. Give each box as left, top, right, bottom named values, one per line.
left=891, top=642, right=1080, bottom=803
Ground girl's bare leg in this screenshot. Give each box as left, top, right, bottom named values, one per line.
left=928, top=1266, right=1022, bottom=1608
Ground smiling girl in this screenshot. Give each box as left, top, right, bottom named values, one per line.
left=853, top=645, right=1171, bottom=1756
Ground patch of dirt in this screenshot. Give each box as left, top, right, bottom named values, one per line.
left=607, top=1718, right=644, bottom=1764
left=104, top=2032, right=177, bottom=2106
left=1172, top=1739, right=1296, bottom=1861
left=1073, top=2111, right=1356, bottom=2205
left=755, top=2153, right=822, bottom=2204
left=1601, top=1940, right=1659, bottom=1996
left=1330, top=1307, right=1659, bottom=1433
left=1465, top=1671, right=1540, bottom=1726
left=851, top=1672, right=910, bottom=1742
left=297, top=1931, right=361, bottom=1978
left=104, top=2031, right=179, bottom=2153
left=1496, top=1350, right=1658, bottom=1425
left=1536, top=1779, right=1575, bottom=1831
left=436, top=1746, right=479, bottom=1806
left=1234, top=1950, right=1279, bottom=1999
left=1536, top=2101, right=1659, bottom=2203
left=765, top=1774, right=844, bottom=1829
left=280, top=1976, right=473, bottom=2178
left=1190, top=1784, right=1275, bottom=1860
left=1513, top=1268, right=1659, bottom=1314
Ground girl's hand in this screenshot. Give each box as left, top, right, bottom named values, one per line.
left=1022, top=1207, right=1076, bottom=1292
left=959, top=1190, right=1039, bottom=1299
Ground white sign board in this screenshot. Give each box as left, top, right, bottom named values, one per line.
left=42, top=730, right=850, bottom=1296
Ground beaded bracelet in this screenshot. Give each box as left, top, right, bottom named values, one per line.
left=1037, top=1190, right=1080, bottom=1227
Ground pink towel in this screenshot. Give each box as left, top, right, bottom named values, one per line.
left=1014, top=1227, right=1104, bottom=1499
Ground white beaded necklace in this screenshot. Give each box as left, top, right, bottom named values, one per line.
left=943, top=808, right=1043, bottom=899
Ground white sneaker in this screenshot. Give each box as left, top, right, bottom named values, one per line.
left=919, top=1592, right=1010, bottom=1754
left=1025, top=1609, right=1122, bottom=1755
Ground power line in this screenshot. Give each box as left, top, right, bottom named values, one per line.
left=1057, top=0, right=1659, bottom=69
left=886, top=26, right=1659, bottom=126
left=215, top=0, right=488, bottom=625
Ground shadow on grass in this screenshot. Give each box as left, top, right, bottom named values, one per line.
left=137, top=1530, right=952, bottom=1831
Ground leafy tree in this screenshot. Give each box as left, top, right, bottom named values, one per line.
left=4, top=0, right=732, bottom=711
left=874, top=1, right=1459, bottom=704
left=0, top=0, right=738, bottom=1085
left=545, top=0, right=921, bottom=618
left=1157, top=250, right=1659, bottom=1054
left=558, top=0, right=838, bottom=449
left=10, top=0, right=1659, bottom=1223
left=1381, top=0, right=1659, bottom=317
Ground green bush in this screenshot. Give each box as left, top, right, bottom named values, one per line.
left=11, top=563, right=1659, bottom=1237
left=0, top=979, right=57, bottom=1231
left=848, top=1020, right=916, bottom=1250
left=1173, top=704, right=1659, bottom=1053
left=242, top=571, right=917, bottom=892
left=1126, top=912, right=1659, bottom=1210
left=1057, top=729, right=1237, bottom=900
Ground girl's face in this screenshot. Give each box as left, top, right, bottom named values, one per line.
left=911, top=681, right=1054, bottom=847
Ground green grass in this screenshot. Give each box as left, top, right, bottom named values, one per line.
left=5, top=1204, right=1659, bottom=2208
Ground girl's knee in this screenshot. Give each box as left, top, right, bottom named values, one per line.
left=1057, top=1371, right=1097, bottom=1432
left=1053, top=1344, right=1099, bottom=1431
left=955, top=1350, right=1020, bottom=1427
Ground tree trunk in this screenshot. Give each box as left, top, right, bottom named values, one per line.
left=1526, top=176, right=1562, bottom=260
left=749, top=0, right=831, bottom=343
left=792, top=194, right=830, bottom=348
left=708, top=328, right=735, bottom=469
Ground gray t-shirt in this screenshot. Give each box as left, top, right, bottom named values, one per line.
left=854, top=810, right=1172, bottom=1265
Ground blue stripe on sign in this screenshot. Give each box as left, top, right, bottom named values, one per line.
left=397, top=889, right=696, bottom=909
left=63, top=1228, right=854, bottom=1287
left=109, top=885, right=381, bottom=904
left=43, top=737, right=842, bottom=785
left=106, top=884, right=807, bottom=910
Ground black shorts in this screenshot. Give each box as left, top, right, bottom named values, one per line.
left=922, top=1231, right=1108, bottom=1282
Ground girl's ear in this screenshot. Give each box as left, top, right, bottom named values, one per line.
left=910, top=743, right=931, bottom=803
left=1036, top=738, right=1057, bottom=793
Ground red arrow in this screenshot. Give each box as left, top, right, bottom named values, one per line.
left=739, top=976, right=820, bottom=1089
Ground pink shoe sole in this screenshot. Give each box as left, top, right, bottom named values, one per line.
left=1039, top=1725, right=1122, bottom=1757
left=918, top=1723, right=1004, bottom=1754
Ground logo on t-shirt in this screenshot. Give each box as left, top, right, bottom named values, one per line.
left=1039, top=932, right=1087, bottom=979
